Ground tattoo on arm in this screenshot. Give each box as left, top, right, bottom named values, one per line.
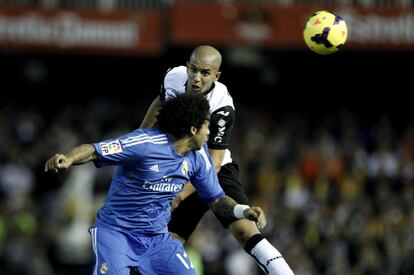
left=66, top=144, right=97, bottom=165
left=209, top=195, right=238, bottom=219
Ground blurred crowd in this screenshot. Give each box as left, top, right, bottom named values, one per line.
left=0, top=97, right=413, bottom=275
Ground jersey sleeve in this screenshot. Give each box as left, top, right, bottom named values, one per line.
left=92, top=132, right=141, bottom=168
left=207, top=105, right=235, bottom=150
left=190, top=145, right=225, bottom=203
left=160, top=66, right=187, bottom=102
left=159, top=68, right=172, bottom=102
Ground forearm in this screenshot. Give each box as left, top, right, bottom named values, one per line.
left=178, top=182, right=196, bottom=201
left=66, top=144, right=97, bottom=165
left=140, top=96, right=162, bottom=128
left=208, top=195, right=238, bottom=219
left=209, top=195, right=267, bottom=229
left=172, top=182, right=196, bottom=211
left=45, top=144, right=97, bottom=173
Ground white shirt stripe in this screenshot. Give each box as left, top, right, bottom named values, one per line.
left=121, top=134, right=167, bottom=147
left=91, top=228, right=98, bottom=275
left=123, top=140, right=168, bottom=148
left=198, top=147, right=212, bottom=172
left=176, top=253, right=190, bottom=269
left=121, top=134, right=166, bottom=143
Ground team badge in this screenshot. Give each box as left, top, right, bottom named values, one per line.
left=181, top=160, right=189, bottom=175
left=100, top=140, right=122, bottom=156
left=218, top=119, right=226, bottom=127
left=100, top=262, right=108, bottom=274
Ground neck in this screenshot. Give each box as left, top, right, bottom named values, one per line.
left=172, top=137, right=191, bottom=155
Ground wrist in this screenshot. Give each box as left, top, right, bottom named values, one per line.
left=65, top=156, right=74, bottom=166
left=233, top=204, right=250, bottom=219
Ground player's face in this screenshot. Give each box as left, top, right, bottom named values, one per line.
left=186, top=60, right=220, bottom=94
left=192, top=120, right=210, bottom=150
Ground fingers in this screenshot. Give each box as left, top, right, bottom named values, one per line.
left=256, top=214, right=267, bottom=229
left=44, top=154, right=67, bottom=173
left=44, top=158, right=54, bottom=173
left=247, top=207, right=267, bottom=229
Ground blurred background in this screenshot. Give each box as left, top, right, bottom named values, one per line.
left=1, top=1, right=414, bottom=275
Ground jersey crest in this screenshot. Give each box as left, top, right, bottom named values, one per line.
left=181, top=160, right=189, bottom=176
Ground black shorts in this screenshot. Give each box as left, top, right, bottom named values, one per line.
left=168, top=162, right=250, bottom=240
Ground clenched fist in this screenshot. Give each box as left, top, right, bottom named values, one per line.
left=44, top=154, right=72, bottom=173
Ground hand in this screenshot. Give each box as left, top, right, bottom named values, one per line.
left=243, top=206, right=267, bottom=229
left=44, top=154, right=72, bottom=173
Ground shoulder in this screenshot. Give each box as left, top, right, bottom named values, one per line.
left=119, top=129, right=168, bottom=149
left=208, top=81, right=234, bottom=112
left=164, top=66, right=187, bottom=88
left=162, top=66, right=187, bottom=100
left=191, top=145, right=213, bottom=172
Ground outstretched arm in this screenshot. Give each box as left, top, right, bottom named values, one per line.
left=208, top=195, right=267, bottom=229
left=44, top=144, right=97, bottom=173
left=140, top=96, right=163, bottom=128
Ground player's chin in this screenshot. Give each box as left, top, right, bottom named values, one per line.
left=189, top=86, right=202, bottom=93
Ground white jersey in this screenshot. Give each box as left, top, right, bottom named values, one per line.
left=160, top=66, right=235, bottom=166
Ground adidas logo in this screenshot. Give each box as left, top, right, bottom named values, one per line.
left=149, top=164, right=159, bottom=172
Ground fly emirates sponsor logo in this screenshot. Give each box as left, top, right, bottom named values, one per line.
left=142, top=176, right=183, bottom=193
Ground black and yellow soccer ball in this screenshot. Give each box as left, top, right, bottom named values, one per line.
left=303, top=10, right=348, bottom=55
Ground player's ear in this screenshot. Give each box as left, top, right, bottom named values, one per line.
left=190, top=126, right=197, bottom=136
left=215, top=71, right=221, bottom=80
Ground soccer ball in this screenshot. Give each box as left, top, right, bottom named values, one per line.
left=303, top=10, right=348, bottom=55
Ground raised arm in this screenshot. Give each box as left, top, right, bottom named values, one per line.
left=140, top=96, right=163, bottom=128
left=207, top=105, right=235, bottom=173
left=208, top=195, right=267, bottom=229
left=44, top=144, right=97, bottom=173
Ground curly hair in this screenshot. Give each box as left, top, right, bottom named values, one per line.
left=156, top=93, right=210, bottom=139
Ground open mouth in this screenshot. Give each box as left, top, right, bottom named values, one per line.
left=191, top=85, right=201, bottom=92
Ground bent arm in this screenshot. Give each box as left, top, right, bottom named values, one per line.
left=173, top=149, right=225, bottom=209
left=44, top=144, right=97, bottom=173
left=208, top=195, right=267, bottom=229
left=140, top=96, right=163, bottom=128
left=208, top=195, right=237, bottom=219
left=208, top=148, right=225, bottom=174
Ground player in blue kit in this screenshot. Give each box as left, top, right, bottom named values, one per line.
left=44, top=93, right=266, bottom=275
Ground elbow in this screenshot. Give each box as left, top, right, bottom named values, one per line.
left=208, top=198, right=220, bottom=211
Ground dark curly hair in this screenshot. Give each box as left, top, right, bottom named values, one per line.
left=156, top=93, right=210, bottom=139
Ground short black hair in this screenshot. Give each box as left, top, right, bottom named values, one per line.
left=156, top=93, right=210, bottom=139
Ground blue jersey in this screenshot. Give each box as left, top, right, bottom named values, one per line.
left=92, top=128, right=224, bottom=234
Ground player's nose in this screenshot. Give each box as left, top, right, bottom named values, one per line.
left=191, top=72, right=201, bottom=82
